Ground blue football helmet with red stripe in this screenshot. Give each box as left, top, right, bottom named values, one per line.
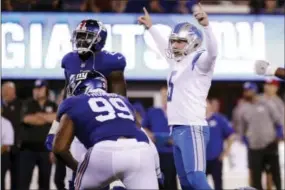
left=71, top=19, right=107, bottom=54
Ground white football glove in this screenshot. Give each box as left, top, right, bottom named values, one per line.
left=254, top=60, right=278, bottom=76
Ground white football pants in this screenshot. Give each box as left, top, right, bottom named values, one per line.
left=73, top=139, right=158, bottom=190
left=66, top=138, right=88, bottom=182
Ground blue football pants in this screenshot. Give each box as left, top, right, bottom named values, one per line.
left=171, top=125, right=212, bottom=190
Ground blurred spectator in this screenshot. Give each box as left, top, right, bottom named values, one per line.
left=62, top=0, right=84, bottom=11
left=79, top=0, right=113, bottom=12
left=30, top=0, right=62, bottom=11
left=264, top=0, right=280, bottom=13
left=149, top=0, right=164, bottom=13
left=1, top=102, right=15, bottom=190
left=124, top=0, right=148, bottom=13
left=206, top=99, right=235, bottom=190
left=79, top=0, right=99, bottom=12
left=259, top=79, right=284, bottom=190
left=250, top=0, right=265, bottom=14
left=19, top=79, right=57, bottom=190
left=11, top=0, right=36, bottom=11
left=111, top=0, right=128, bottom=13
left=1, top=81, right=23, bottom=190
left=2, top=0, right=14, bottom=11
left=250, top=0, right=282, bottom=13
left=124, top=0, right=196, bottom=14
left=260, top=79, right=284, bottom=125
left=142, top=86, right=177, bottom=190
left=148, top=0, right=196, bottom=14
left=94, top=0, right=112, bottom=12
left=236, top=82, right=282, bottom=190
left=176, top=0, right=197, bottom=14
left=209, top=97, right=221, bottom=113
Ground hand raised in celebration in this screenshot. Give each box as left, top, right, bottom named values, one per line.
left=192, top=3, right=209, bottom=27
left=138, top=7, right=152, bottom=29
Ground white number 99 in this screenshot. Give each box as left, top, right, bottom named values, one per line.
left=88, top=97, right=134, bottom=122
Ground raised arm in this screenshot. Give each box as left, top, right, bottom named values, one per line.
left=138, top=7, right=169, bottom=59
left=148, top=26, right=169, bottom=58
left=193, top=4, right=218, bottom=73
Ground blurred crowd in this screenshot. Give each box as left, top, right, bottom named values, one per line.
left=1, top=78, right=284, bottom=190
left=2, top=0, right=285, bottom=14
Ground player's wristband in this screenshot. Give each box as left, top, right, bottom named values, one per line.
left=265, top=65, right=278, bottom=76
left=45, top=134, right=55, bottom=151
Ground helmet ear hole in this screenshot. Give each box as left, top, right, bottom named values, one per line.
left=194, top=43, right=198, bottom=48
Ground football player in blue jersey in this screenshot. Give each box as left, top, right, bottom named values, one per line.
left=63, top=19, right=127, bottom=97
left=52, top=71, right=158, bottom=190
left=47, top=19, right=128, bottom=190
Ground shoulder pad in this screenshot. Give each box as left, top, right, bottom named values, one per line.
left=102, top=51, right=126, bottom=71
left=61, top=52, right=76, bottom=69
left=57, top=97, right=76, bottom=120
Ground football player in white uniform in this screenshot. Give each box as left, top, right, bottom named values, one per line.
left=138, top=4, right=217, bottom=190
left=254, top=60, right=285, bottom=80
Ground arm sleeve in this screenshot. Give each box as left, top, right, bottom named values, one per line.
left=276, top=98, right=285, bottom=126
left=220, top=116, right=235, bottom=138
left=57, top=98, right=74, bottom=121
left=62, top=71, right=69, bottom=100
left=195, top=25, right=218, bottom=73
left=61, top=53, right=68, bottom=69
left=235, top=108, right=247, bottom=136
left=21, top=100, right=35, bottom=122
left=113, top=53, right=126, bottom=71
left=2, top=120, right=14, bottom=145
left=148, top=26, right=169, bottom=60
left=266, top=101, right=283, bottom=126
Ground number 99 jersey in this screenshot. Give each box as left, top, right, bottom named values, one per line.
left=57, top=90, right=149, bottom=149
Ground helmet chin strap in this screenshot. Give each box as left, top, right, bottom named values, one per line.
left=77, top=47, right=97, bottom=70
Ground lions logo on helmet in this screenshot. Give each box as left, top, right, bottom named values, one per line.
left=166, top=22, right=203, bottom=61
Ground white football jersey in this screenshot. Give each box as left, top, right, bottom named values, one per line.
left=166, top=53, right=214, bottom=125
left=148, top=24, right=218, bottom=126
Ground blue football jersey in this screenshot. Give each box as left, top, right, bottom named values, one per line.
left=61, top=50, right=126, bottom=82
left=57, top=90, right=149, bottom=149
left=206, top=113, right=234, bottom=160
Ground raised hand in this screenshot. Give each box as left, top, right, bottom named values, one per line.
left=192, top=3, right=209, bottom=27
left=138, top=7, right=153, bottom=29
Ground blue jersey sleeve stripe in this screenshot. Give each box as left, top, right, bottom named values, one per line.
left=191, top=51, right=204, bottom=70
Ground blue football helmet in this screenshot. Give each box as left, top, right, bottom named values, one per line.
left=67, top=71, right=108, bottom=96
left=166, top=22, right=203, bottom=61
left=71, top=19, right=107, bottom=54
